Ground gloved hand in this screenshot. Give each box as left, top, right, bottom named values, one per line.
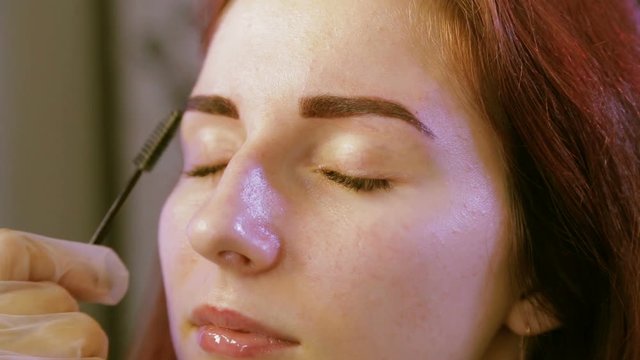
left=0, top=229, right=129, bottom=360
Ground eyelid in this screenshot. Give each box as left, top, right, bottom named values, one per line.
left=180, top=119, right=243, bottom=157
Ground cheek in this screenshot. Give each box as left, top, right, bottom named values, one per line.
left=318, top=185, right=507, bottom=296
left=158, top=180, right=206, bottom=294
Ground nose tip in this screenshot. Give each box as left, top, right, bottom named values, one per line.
left=186, top=157, right=286, bottom=274
left=187, top=216, right=281, bottom=275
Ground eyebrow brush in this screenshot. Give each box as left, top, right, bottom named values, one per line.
left=89, top=110, right=183, bottom=245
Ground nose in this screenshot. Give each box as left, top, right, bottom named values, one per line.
left=186, top=160, right=283, bottom=275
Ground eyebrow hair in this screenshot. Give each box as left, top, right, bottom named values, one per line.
left=300, top=95, right=435, bottom=138
left=186, top=95, right=239, bottom=118
left=185, top=94, right=435, bottom=138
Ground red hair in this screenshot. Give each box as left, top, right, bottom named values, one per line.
left=449, top=1, right=640, bottom=358
left=127, top=279, right=176, bottom=360
left=132, top=1, right=640, bottom=358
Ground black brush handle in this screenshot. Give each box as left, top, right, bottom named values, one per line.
left=89, top=169, right=142, bottom=245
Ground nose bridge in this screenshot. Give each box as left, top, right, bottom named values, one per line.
left=187, top=149, right=284, bottom=274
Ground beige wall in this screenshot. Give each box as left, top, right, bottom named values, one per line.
left=0, top=0, right=109, bottom=329
left=0, top=1, right=104, bottom=242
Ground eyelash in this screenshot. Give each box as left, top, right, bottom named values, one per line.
left=315, top=168, right=391, bottom=192
left=184, top=164, right=227, bottom=178
left=184, top=164, right=391, bottom=192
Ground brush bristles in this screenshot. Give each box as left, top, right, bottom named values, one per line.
left=133, top=110, right=183, bottom=171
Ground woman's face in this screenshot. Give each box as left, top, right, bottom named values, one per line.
left=159, top=0, right=516, bottom=359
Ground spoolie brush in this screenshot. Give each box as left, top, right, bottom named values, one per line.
left=89, top=110, right=183, bottom=245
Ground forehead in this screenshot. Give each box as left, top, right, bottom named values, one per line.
left=192, top=0, right=441, bottom=105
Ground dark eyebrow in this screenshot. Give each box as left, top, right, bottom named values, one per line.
left=300, top=95, right=435, bottom=138
left=186, top=95, right=239, bottom=119
left=185, top=94, right=435, bottom=139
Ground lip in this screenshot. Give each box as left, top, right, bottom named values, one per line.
left=191, top=305, right=299, bottom=358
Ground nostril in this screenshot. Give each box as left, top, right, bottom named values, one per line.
left=218, top=251, right=251, bottom=267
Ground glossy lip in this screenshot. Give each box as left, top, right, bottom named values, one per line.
left=191, top=305, right=300, bottom=357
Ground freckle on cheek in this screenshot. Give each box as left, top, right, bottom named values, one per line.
left=175, top=249, right=199, bottom=280
left=163, top=238, right=197, bottom=284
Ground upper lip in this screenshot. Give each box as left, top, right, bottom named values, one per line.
left=190, top=304, right=300, bottom=344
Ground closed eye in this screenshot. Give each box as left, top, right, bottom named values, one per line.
left=184, top=164, right=227, bottom=177
left=317, top=168, right=391, bottom=192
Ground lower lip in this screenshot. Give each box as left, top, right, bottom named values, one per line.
left=197, top=325, right=296, bottom=358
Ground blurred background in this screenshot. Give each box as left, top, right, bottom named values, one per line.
left=0, top=0, right=205, bottom=357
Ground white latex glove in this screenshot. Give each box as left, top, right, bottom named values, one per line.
left=0, top=229, right=129, bottom=360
